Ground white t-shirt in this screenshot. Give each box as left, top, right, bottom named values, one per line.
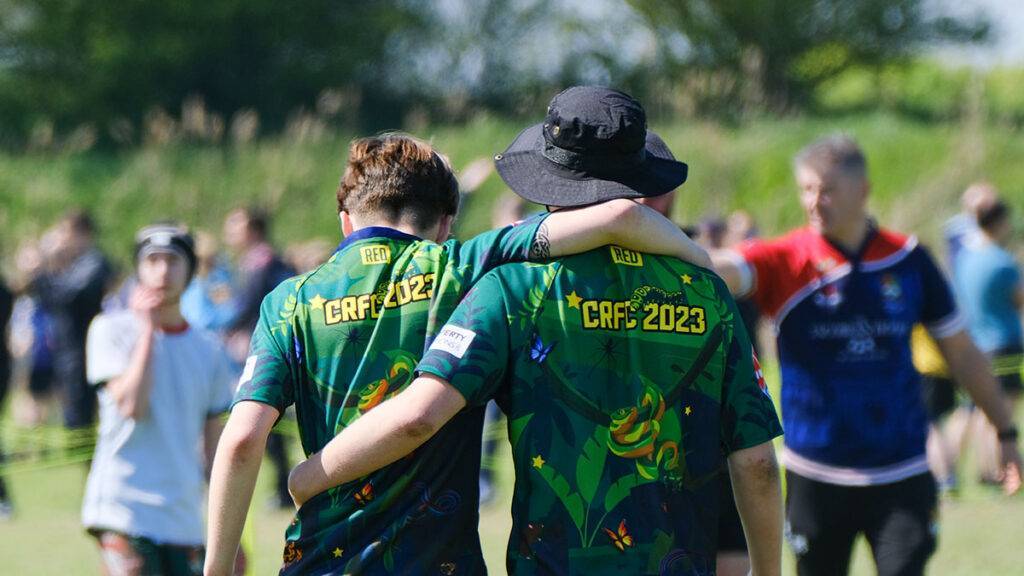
left=82, top=310, right=235, bottom=545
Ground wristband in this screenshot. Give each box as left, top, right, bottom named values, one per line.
left=997, top=427, right=1019, bottom=442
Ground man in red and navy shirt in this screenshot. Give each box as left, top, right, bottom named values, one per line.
left=713, top=134, right=1022, bottom=576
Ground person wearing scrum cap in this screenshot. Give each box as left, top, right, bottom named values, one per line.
left=83, top=223, right=241, bottom=576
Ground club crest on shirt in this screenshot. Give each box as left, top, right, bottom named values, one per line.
left=813, top=282, right=843, bottom=310
left=880, top=273, right=905, bottom=314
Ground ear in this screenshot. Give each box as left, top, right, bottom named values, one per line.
left=340, top=211, right=355, bottom=236
left=434, top=215, right=455, bottom=243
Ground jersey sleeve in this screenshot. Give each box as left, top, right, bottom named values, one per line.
left=416, top=272, right=514, bottom=408
left=456, top=213, right=548, bottom=286
left=720, top=294, right=783, bottom=453
left=915, top=246, right=965, bottom=339
left=735, top=238, right=792, bottom=316
left=231, top=290, right=295, bottom=413
left=85, top=315, right=133, bottom=386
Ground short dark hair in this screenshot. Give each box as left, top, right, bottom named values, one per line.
left=336, top=133, right=459, bottom=228
left=62, top=210, right=96, bottom=236
left=794, top=134, right=867, bottom=180
left=977, top=200, right=1010, bottom=231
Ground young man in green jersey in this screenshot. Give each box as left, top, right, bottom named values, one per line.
left=204, top=132, right=711, bottom=575
left=288, top=88, right=784, bottom=576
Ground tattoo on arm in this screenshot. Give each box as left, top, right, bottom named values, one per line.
left=530, top=222, right=551, bottom=259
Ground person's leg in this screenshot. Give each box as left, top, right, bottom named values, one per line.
left=94, top=531, right=162, bottom=576
left=265, top=429, right=291, bottom=508
left=479, top=400, right=502, bottom=506
left=716, top=470, right=750, bottom=576
left=863, top=474, right=938, bottom=576
left=158, top=543, right=205, bottom=576
left=785, top=471, right=859, bottom=576
left=59, top=355, right=96, bottom=430
left=923, top=376, right=959, bottom=495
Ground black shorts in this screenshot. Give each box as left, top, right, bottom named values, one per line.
left=785, top=471, right=937, bottom=576
left=991, top=345, right=1023, bottom=394
left=28, top=364, right=56, bottom=396
left=717, top=469, right=747, bottom=553
left=920, top=375, right=956, bottom=421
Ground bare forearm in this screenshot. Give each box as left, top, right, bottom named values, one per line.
left=203, top=418, right=225, bottom=480
left=290, top=375, right=466, bottom=506
left=205, top=437, right=265, bottom=575
left=290, top=400, right=437, bottom=504
left=543, top=199, right=710, bottom=267
left=946, top=339, right=1015, bottom=431
left=106, top=327, right=155, bottom=419
left=728, top=443, right=782, bottom=576
left=608, top=201, right=710, bottom=267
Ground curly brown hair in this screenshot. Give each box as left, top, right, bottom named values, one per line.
left=336, top=133, right=459, bottom=228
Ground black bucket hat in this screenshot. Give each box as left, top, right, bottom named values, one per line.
left=495, top=86, right=688, bottom=207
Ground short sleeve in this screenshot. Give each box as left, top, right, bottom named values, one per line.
left=85, top=315, right=134, bottom=386
left=915, top=247, right=965, bottom=339
left=736, top=238, right=790, bottom=315
left=456, top=213, right=548, bottom=286
left=720, top=297, right=783, bottom=454
left=231, top=291, right=295, bottom=413
left=417, top=272, right=514, bottom=407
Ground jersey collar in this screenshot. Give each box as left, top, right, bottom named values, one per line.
left=820, top=219, right=878, bottom=265
left=335, top=227, right=423, bottom=253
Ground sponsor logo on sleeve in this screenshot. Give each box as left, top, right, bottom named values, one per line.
left=428, top=325, right=477, bottom=358
left=237, top=355, right=258, bottom=391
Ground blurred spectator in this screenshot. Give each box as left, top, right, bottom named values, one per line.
left=697, top=216, right=728, bottom=249
left=222, top=207, right=296, bottom=509
left=954, top=198, right=1024, bottom=484
left=944, top=182, right=998, bottom=266
left=283, top=238, right=334, bottom=274
left=181, top=231, right=238, bottom=332
left=9, top=240, right=60, bottom=427
left=21, top=211, right=113, bottom=431
left=911, top=325, right=967, bottom=496
left=83, top=223, right=237, bottom=575
left=0, top=276, right=12, bottom=519
left=725, top=209, right=759, bottom=247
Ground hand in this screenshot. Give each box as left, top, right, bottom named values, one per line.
left=999, top=439, right=1022, bottom=496
left=130, top=285, right=165, bottom=328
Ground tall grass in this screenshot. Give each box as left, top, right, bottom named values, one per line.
left=2, top=110, right=1023, bottom=272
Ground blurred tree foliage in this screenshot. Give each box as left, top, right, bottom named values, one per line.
left=627, top=0, right=989, bottom=113
left=0, top=0, right=421, bottom=144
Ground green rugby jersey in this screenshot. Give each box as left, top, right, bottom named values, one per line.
left=234, top=216, right=546, bottom=575
left=419, top=246, right=783, bottom=576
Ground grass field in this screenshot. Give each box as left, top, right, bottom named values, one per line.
left=1, top=398, right=1022, bottom=575
left=3, top=111, right=1024, bottom=573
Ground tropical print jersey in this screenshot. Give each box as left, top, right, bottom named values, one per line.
left=419, top=247, right=783, bottom=576
left=233, top=215, right=546, bottom=576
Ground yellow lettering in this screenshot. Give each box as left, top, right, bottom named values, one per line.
left=582, top=300, right=600, bottom=329
left=324, top=299, right=343, bottom=325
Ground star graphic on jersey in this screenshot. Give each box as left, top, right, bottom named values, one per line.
left=532, top=455, right=546, bottom=469
left=681, top=274, right=693, bottom=285
left=333, top=547, right=344, bottom=558
left=684, top=406, right=692, bottom=416
left=566, top=291, right=583, bottom=309
left=309, top=294, right=327, bottom=310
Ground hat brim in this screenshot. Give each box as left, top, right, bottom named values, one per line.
left=494, top=123, right=688, bottom=207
